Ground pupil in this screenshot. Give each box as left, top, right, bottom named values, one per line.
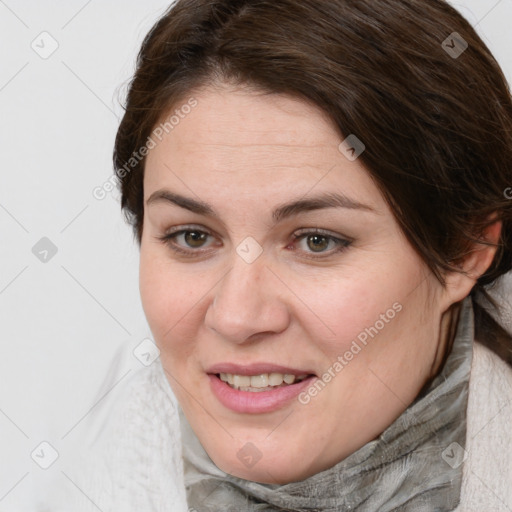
left=307, top=235, right=328, bottom=252
left=185, top=231, right=207, bottom=247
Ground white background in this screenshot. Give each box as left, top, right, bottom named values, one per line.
left=0, top=1, right=511, bottom=510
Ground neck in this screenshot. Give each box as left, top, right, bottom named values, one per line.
left=430, top=301, right=463, bottom=380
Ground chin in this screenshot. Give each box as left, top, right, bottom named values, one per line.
left=222, top=460, right=308, bottom=485
left=208, top=440, right=322, bottom=485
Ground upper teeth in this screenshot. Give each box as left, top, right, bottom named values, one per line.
left=219, top=373, right=308, bottom=390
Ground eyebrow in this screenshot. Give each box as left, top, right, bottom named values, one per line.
left=146, top=189, right=377, bottom=223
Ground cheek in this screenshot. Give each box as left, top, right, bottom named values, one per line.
left=139, top=250, right=202, bottom=349
left=139, top=254, right=207, bottom=407
left=300, top=268, right=403, bottom=356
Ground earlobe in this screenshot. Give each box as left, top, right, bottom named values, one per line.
left=462, top=218, right=502, bottom=280
left=442, top=217, right=502, bottom=307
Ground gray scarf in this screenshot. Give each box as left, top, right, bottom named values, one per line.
left=180, top=296, right=474, bottom=512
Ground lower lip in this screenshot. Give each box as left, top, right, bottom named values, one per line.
left=208, top=374, right=317, bottom=414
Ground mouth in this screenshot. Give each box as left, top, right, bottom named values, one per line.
left=206, top=364, right=317, bottom=414
left=216, top=372, right=312, bottom=392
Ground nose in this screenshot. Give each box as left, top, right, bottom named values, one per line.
left=204, top=255, right=291, bottom=344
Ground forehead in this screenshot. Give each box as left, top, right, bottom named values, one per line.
left=143, top=85, right=384, bottom=210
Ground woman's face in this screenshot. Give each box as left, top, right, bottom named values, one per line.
left=140, top=84, right=458, bottom=484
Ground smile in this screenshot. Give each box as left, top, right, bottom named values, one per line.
left=207, top=364, right=317, bottom=414
left=218, top=372, right=310, bottom=391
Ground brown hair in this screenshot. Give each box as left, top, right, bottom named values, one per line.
left=114, top=0, right=512, bottom=363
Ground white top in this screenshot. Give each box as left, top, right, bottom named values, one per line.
left=56, top=340, right=512, bottom=512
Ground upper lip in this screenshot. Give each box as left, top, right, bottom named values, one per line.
left=206, top=362, right=316, bottom=376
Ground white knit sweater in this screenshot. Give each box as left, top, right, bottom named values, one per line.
left=60, top=340, right=512, bottom=512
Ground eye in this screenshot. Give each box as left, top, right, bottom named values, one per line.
left=157, top=226, right=352, bottom=260
left=157, top=226, right=217, bottom=256
left=292, top=229, right=352, bottom=257
left=180, top=230, right=209, bottom=248
left=302, top=234, right=333, bottom=252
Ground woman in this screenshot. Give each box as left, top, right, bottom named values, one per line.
left=79, top=0, right=512, bottom=510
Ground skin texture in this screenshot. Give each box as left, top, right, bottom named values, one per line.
left=139, top=82, right=501, bottom=484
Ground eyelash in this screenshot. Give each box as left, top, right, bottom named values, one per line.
left=291, top=229, right=352, bottom=258
left=157, top=225, right=352, bottom=260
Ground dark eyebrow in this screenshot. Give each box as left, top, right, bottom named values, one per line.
left=147, top=190, right=216, bottom=217
left=271, top=192, right=376, bottom=222
left=146, top=189, right=377, bottom=223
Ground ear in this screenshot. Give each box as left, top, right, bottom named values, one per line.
left=440, top=215, right=502, bottom=309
